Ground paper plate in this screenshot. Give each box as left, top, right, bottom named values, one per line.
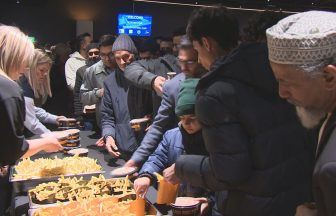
left=110, top=166, right=137, bottom=177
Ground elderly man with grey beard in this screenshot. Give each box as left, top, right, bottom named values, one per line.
left=267, top=10, right=336, bottom=216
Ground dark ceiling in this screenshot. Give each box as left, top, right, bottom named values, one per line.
left=3, top=0, right=336, bottom=12
left=136, top=0, right=336, bottom=12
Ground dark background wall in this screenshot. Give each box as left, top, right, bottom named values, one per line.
left=0, top=0, right=267, bottom=44
left=0, top=0, right=76, bottom=44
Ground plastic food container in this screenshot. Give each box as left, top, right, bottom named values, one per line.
left=170, top=197, right=200, bottom=216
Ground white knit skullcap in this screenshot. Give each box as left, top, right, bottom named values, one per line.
left=266, top=10, right=336, bottom=65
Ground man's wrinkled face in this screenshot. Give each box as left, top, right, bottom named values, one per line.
left=114, top=50, right=135, bottom=71
left=177, top=48, right=200, bottom=77
left=100, top=45, right=115, bottom=69
left=270, top=62, right=328, bottom=128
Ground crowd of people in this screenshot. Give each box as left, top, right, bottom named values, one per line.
left=0, top=6, right=336, bottom=216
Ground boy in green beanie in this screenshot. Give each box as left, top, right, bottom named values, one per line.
left=134, top=78, right=213, bottom=214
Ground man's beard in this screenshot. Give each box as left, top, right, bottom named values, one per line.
left=86, top=57, right=100, bottom=67
left=295, top=106, right=326, bottom=129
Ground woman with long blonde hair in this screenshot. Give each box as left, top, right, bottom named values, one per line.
left=18, top=49, right=65, bottom=135
left=0, top=25, right=62, bottom=214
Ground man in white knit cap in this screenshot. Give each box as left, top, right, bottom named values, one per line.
left=267, top=10, right=336, bottom=216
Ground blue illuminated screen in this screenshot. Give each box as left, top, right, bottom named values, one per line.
left=118, top=14, right=152, bottom=37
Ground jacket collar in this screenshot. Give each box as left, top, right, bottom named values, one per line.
left=316, top=111, right=336, bottom=159
left=180, top=125, right=208, bottom=155
left=196, top=49, right=235, bottom=91
left=94, top=60, right=113, bottom=75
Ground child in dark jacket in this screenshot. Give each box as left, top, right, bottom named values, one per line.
left=134, top=78, right=213, bottom=214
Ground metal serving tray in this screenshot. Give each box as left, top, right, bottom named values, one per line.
left=9, top=163, right=105, bottom=193
left=27, top=177, right=134, bottom=209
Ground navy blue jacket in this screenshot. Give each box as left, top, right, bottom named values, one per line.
left=139, top=127, right=184, bottom=175
left=131, top=73, right=186, bottom=164
left=101, top=69, right=152, bottom=154
left=175, top=43, right=313, bottom=216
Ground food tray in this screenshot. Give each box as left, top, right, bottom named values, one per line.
left=9, top=162, right=104, bottom=193
left=28, top=177, right=134, bottom=209
left=28, top=196, right=70, bottom=210
left=28, top=193, right=137, bottom=216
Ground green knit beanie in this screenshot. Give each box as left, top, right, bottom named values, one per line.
left=175, top=78, right=200, bottom=117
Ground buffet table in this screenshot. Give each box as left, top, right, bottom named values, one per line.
left=11, top=130, right=127, bottom=216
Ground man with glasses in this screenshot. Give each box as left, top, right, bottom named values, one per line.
left=80, top=35, right=116, bottom=129
left=124, top=35, right=206, bottom=168
left=73, top=43, right=100, bottom=129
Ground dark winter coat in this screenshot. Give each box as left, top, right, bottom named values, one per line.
left=313, top=111, right=336, bottom=216
left=101, top=68, right=152, bottom=154
left=124, top=54, right=181, bottom=116
left=175, top=43, right=313, bottom=216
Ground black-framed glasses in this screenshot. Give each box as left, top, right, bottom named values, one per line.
left=100, top=52, right=114, bottom=59
left=177, top=57, right=197, bottom=67
left=88, top=51, right=99, bottom=56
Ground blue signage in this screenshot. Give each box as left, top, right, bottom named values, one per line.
left=118, top=14, right=152, bottom=37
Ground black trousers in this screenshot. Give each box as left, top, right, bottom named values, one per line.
left=0, top=173, right=12, bottom=215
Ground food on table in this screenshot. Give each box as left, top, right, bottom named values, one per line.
left=13, top=156, right=102, bottom=180
left=40, top=131, right=69, bottom=145
left=130, top=118, right=149, bottom=131
left=33, top=197, right=137, bottom=216
left=84, top=104, right=96, bottom=113
left=29, top=175, right=135, bottom=204
left=63, top=138, right=80, bottom=147
left=66, top=129, right=80, bottom=140
left=171, top=197, right=200, bottom=216
left=110, top=166, right=137, bottom=177
left=41, top=130, right=80, bottom=148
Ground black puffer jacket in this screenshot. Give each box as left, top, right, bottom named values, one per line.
left=175, top=43, right=314, bottom=216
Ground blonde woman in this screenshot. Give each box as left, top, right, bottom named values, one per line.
left=0, top=25, right=62, bottom=214
left=18, top=49, right=65, bottom=135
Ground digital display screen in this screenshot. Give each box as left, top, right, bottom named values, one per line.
left=118, top=14, right=152, bottom=37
